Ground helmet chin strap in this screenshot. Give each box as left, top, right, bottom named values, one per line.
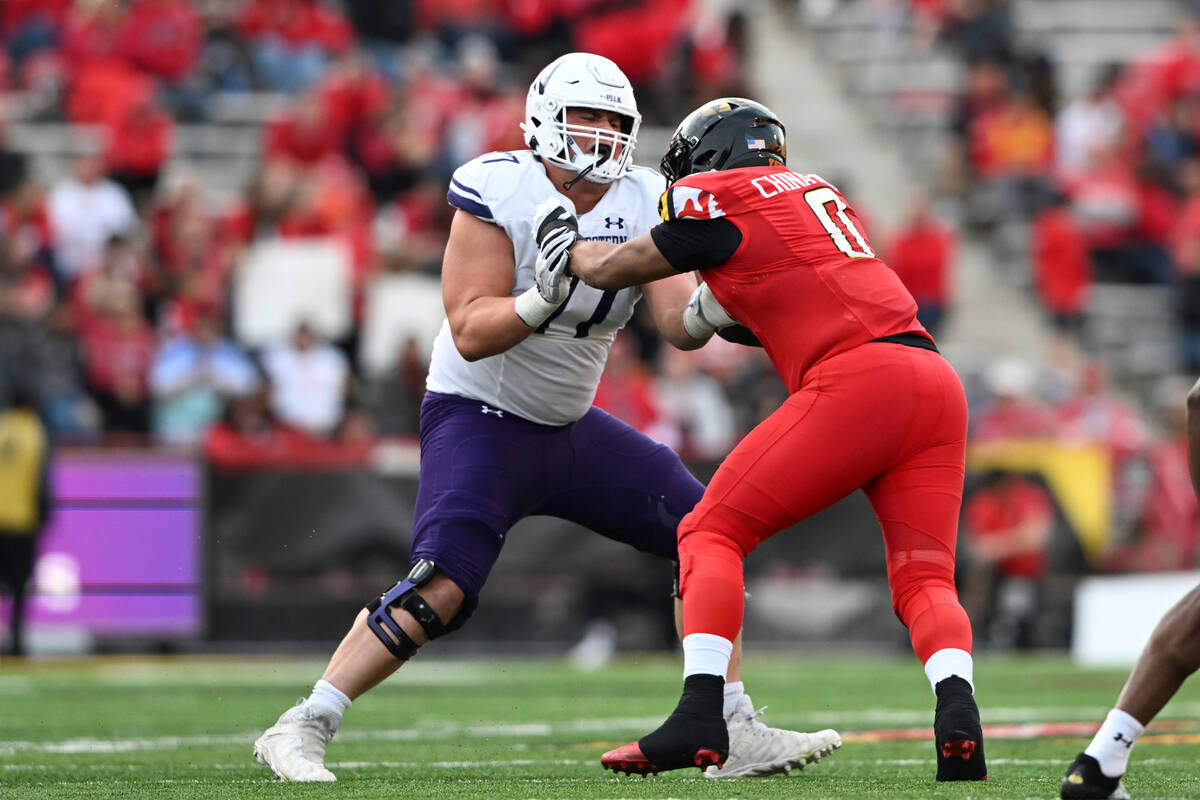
left=560, top=133, right=610, bottom=190
left=562, top=161, right=596, bottom=190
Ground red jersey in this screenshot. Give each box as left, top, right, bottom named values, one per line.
left=1032, top=206, right=1091, bottom=313
left=660, top=167, right=926, bottom=392
left=963, top=478, right=1052, bottom=578
left=887, top=218, right=955, bottom=305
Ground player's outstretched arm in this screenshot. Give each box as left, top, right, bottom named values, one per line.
left=443, top=210, right=547, bottom=361
left=570, top=232, right=680, bottom=290
left=529, top=200, right=677, bottom=291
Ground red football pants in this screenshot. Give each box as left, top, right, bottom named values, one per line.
left=678, top=343, right=972, bottom=663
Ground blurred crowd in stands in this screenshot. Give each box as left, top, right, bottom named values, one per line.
left=869, top=0, right=1200, bottom=589
left=783, top=0, right=1200, bottom=592
left=915, top=0, right=1200, bottom=364
left=0, top=0, right=751, bottom=459
left=3, top=0, right=1200, bottom=587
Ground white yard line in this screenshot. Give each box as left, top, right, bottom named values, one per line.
left=2, top=759, right=589, bottom=770
left=1, top=756, right=1182, bottom=771
left=0, top=659, right=505, bottom=689
left=0, top=676, right=36, bottom=694
left=3, top=704, right=1199, bottom=757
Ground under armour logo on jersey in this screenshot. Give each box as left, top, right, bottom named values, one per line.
left=480, top=405, right=504, bottom=417
left=1113, top=732, right=1133, bottom=748
left=604, top=216, right=624, bottom=229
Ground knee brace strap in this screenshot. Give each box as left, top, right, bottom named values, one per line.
left=402, top=559, right=454, bottom=639
left=398, top=589, right=447, bottom=639
left=409, top=558, right=472, bottom=632
left=365, top=581, right=422, bottom=661
left=364, top=563, right=457, bottom=660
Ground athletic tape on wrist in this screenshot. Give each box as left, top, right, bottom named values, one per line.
left=514, top=286, right=562, bottom=327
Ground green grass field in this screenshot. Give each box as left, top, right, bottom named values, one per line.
left=2, top=652, right=1199, bottom=800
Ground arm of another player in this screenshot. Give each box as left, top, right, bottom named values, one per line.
left=641, top=271, right=706, bottom=351
left=442, top=209, right=541, bottom=362
left=571, top=215, right=759, bottom=345
left=525, top=203, right=710, bottom=348
left=570, top=231, right=679, bottom=291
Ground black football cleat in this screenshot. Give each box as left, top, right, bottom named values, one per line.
left=1060, top=753, right=1130, bottom=799
left=934, top=676, right=987, bottom=781
left=600, top=740, right=725, bottom=777
left=601, top=674, right=727, bottom=777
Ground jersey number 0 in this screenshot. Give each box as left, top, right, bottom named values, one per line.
left=804, top=187, right=875, bottom=259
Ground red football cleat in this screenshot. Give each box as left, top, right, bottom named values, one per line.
left=601, top=741, right=725, bottom=777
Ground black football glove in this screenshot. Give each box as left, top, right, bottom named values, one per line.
left=534, top=202, right=580, bottom=249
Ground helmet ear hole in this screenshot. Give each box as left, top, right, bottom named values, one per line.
left=693, top=150, right=716, bottom=170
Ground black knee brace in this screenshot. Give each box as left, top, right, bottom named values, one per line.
left=364, top=559, right=468, bottom=661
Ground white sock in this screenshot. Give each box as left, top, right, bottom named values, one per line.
left=924, top=648, right=974, bottom=694
left=1084, top=708, right=1144, bottom=778
left=722, top=680, right=745, bottom=718
left=306, top=679, right=352, bottom=726
left=682, top=632, right=733, bottom=679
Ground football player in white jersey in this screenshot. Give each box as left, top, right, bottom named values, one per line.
left=252, top=52, right=840, bottom=782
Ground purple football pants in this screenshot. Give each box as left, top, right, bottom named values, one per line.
left=411, top=392, right=704, bottom=613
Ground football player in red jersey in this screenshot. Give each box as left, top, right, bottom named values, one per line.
left=532, top=97, right=986, bottom=781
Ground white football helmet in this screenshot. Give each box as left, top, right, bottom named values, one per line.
left=522, top=52, right=641, bottom=184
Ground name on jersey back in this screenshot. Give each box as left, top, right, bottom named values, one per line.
left=751, top=171, right=824, bottom=199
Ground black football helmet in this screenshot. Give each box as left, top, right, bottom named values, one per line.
left=659, top=97, right=786, bottom=184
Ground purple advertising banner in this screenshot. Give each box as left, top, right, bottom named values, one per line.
left=12, top=450, right=203, bottom=637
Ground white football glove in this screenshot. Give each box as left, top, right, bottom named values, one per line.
left=516, top=199, right=580, bottom=327
left=682, top=282, right=739, bottom=341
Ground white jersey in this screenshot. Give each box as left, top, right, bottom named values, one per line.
left=428, top=150, right=665, bottom=426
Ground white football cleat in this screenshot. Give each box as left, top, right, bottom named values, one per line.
left=706, top=694, right=841, bottom=778
left=253, top=700, right=338, bottom=782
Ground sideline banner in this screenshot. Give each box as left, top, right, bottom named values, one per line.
left=15, top=450, right=203, bottom=639
left=967, top=439, right=1112, bottom=561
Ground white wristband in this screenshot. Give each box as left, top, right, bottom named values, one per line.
left=514, top=286, right=561, bottom=328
